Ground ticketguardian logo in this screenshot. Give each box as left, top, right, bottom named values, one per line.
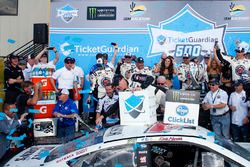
left=57, top=4, right=78, bottom=23
left=147, top=4, right=226, bottom=58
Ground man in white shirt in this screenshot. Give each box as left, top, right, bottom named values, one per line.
left=229, top=80, right=249, bottom=142
left=50, top=57, right=78, bottom=100
left=202, top=78, right=230, bottom=139
left=23, top=54, right=35, bottom=81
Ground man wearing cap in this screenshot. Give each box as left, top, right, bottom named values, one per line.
left=202, top=79, right=230, bottom=139
left=218, top=42, right=250, bottom=82
left=50, top=57, right=78, bottom=100
left=115, top=53, right=136, bottom=80
left=4, top=54, right=24, bottom=104
left=178, top=53, right=199, bottom=90
left=129, top=57, right=154, bottom=89
left=229, top=80, right=249, bottom=142
left=53, top=89, right=78, bottom=143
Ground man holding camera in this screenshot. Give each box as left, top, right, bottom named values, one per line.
left=115, top=53, right=136, bottom=80
left=34, top=47, right=59, bottom=69
left=202, top=78, right=230, bottom=139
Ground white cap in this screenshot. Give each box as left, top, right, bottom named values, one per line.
left=61, top=88, right=69, bottom=95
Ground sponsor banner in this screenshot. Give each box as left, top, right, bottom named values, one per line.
left=87, top=7, right=116, bottom=20
left=164, top=102, right=199, bottom=126
left=166, top=90, right=200, bottom=104
left=119, top=86, right=157, bottom=125
left=33, top=118, right=57, bottom=137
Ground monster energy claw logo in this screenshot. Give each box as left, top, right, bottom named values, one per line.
left=88, top=7, right=97, bottom=19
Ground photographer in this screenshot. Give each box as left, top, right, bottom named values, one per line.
left=115, top=53, right=136, bottom=80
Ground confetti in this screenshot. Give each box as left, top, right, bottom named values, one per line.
left=38, top=150, right=50, bottom=159
left=28, top=119, right=33, bottom=128
left=78, top=89, right=91, bottom=94
left=115, top=163, right=122, bottom=167
left=207, top=132, right=215, bottom=136
left=7, top=39, right=16, bottom=44
left=9, top=108, right=18, bottom=113
left=0, top=98, right=3, bottom=103
left=28, top=109, right=40, bottom=113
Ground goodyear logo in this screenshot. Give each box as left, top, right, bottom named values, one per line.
left=130, top=2, right=146, bottom=16
left=176, top=105, right=189, bottom=116
left=87, top=7, right=116, bottom=20
left=229, top=2, right=246, bottom=16
left=57, top=4, right=78, bottom=23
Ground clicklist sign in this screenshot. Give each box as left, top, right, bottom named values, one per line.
left=164, top=102, right=199, bottom=126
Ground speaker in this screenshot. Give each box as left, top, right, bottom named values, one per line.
left=33, top=23, right=48, bottom=44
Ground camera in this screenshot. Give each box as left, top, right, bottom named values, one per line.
left=96, top=58, right=103, bottom=64
left=47, top=47, right=55, bottom=50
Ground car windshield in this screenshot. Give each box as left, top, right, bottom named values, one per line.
left=215, top=135, right=250, bottom=161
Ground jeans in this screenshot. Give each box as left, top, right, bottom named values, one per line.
left=211, top=112, right=230, bottom=139
left=231, top=124, right=249, bottom=142
left=57, top=125, right=75, bottom=143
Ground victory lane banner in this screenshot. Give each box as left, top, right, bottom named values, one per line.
left=164, top=90, right=200, bottom=126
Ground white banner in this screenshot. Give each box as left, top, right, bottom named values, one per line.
left=119, top=86, right=157, bottom=125
left=164, top=102, right=199, bottom=126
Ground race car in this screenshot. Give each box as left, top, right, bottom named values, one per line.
left=4, top=122, right=250, bottom=167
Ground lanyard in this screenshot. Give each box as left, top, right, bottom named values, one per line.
left=211, top=90, right=220, bottom=104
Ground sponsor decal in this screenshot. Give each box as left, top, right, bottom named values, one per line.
left=39, top=106, right=47, bottom=114
left=224, top=2, right=249, bottom=21
left=159, top=137, right=183, bottom=141
left=57, top=4, right=78, bottom=23
left=235, top=65, right=246, bottom=76
left=147, top=4, right=226, bottom=59
left=167, top=117, right=195, bottom=124
left=87, top=7, right=116, bottom=20
left=176, top=105, right=189, bottom=116
left=124, top=2, right=150, bottom=21
left=124, top=95, right=145, bottom=118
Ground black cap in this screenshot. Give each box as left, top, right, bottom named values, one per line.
left=9, top=53, right=18, bottom=59
left=208, top=78, right=220, bottom=85
left=103, top=53, right=108, bottom=60
left=64, top=57, right=74, bottom=63
left=71, top=58, right=76, bottom=63
left=124, top=53, right=132, bottom=58
left=136, top=57, right=144, bottom=63
left=183, top=53, right=190, bottom=58
left=41, top=53, right=48, bottom=58
left=233, top=79, right=244, bottom=87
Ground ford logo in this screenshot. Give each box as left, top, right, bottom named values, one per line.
left=176, top=105, right=189, bottom=116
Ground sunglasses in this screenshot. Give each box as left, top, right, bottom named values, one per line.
left=66, top=62, right=73, bottom=64
left=157, top=83, right=165, bottom=86
left=124, top=56, right=131, bottom=59
left=209, top=83, right=217, bottom=86
left=183, top=57, right=189, bottom=59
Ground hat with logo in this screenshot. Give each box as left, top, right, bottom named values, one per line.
left=9, top=53, right=18, bottom=59
left=136, top=57, right=144, bottom=63
left=233, top=79, right=244, bottom=87
left=56, top=88, right=69, bottom=96
left=18, top=60, right=27, bottom=66
left=183, top=53, right=190, bottom=58
left=208, top=78, right=220, bottom=85
left=64, top=57, right=74, bottom=63
left=124, top=53, right=132, bottom=58
left=235, top=42, right=249, bottom=54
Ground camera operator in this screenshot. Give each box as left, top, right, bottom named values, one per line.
left=33, top=47, right=59, bottom=69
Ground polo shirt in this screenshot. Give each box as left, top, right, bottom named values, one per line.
left=52, top=66, right=76, bottom=89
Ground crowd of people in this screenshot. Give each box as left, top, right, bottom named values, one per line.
left=1, top=41, right=250, bottom=160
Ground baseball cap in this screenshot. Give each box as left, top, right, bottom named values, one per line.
left=56, top=88, right=69, bottom=96
left=64, top=57, right=74, bottom=63
left=124, top=53, right=132, bottom=58
left=235, top=42, right=249, bottom=54
left=18, top=60, right=26, bottom=66
left=183, top=53, right=190, bottom=58
left=9, top=53, right=18, bottom=59
left=208, top=78, right=220, bottom=85
left=136, top=57, right=144, bottom=63
left=233, top=79, right=244, bottom=87
left=71, top=58, right=76, bottom=63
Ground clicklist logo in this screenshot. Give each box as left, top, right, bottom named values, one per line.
left=167, top=105, right=195, bottom=124
left=87, top=7, right=116, bottom=20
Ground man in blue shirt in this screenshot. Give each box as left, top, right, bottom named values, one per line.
left=53, top=89, right=78, bottom=143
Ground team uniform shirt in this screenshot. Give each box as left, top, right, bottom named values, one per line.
left=202, top=89, right=229, bottom=116
left=229, top=90, right=248, bottom=126
left=52, top=67, right=76, bottom=89
left=96, top=93, right=119, bottom=125
left=72, top=66, right=84, bottom=89
left=120, top=62, right=136, bottom=79
left=53, top=98, right=78, bottom=126
left=4, top=65, right=24, bottom=91
left=23, top=63, right=33, bottom=81
left=129, top=66, right=154, bottom=89
left=89, top=67, right=114, bottom=98
left=223, top=56, right=250, bottom=81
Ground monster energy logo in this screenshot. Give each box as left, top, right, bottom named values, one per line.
left=88, top=7, right=97, bottom=19
left=172, top=91, right=180, bottom=101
